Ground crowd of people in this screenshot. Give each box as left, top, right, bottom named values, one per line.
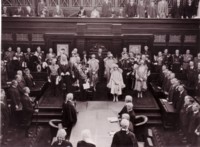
left=1, top=43, right=200, bottom=146
left=154, top=64, right=200, bottom=146
left=2, top=0, right=200, bottom=18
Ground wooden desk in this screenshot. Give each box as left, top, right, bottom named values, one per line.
left=70, top=101, right=124, bottom=147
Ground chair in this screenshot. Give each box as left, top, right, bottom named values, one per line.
left=49, top=119, right=62, bottom=140
left=135, top=115, right=148, bottom=142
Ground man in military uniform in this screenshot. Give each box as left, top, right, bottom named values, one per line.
left=172, top=49, right=183, bottom=73
left=163, top=49, right=171, bottom=69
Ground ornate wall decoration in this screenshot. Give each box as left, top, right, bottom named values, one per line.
left=49, top=0, right=58, bottom=7
left=184, top=35, right=197, bottom=43
left=2, top=0, right=12, bottom=6
left=72, top=0, right=80, bottom=7
left=60, top=0, right=69, bottom=7
left=95, top=0, right=103, bottom=7
left=2, top=33, right=13, bottom=41
left=83, top=0, right=92, bottom=7
left=16, top=33, right=29, bottom=41
left=118, top=0, right=126, bottom=6
left=154, top=35, right=166, bottom=43
left=169, top=35, right=181, bottom=43
left=32, top=34, right=44, bottom=42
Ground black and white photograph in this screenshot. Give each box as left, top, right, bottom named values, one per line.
left=0, top=0, right=200, bottom=147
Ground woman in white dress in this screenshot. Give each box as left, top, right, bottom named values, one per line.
left=134, top=60, right=149, bottom=98
left=107, top=64, right=125, bottom=102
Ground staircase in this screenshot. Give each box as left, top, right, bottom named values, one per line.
left=32, top=105, right=162, bottom=126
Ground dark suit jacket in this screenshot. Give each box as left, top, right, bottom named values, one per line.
left=62, top=101, right=77, bottom=127
left=125, top=3, right=137, bottom=17
left=111, top=130, right=138, bottom=147
left=175, top=90, right=187, bottom=112
left=171, top=4, right=183, bottom=18
left=21, top=94, right=34, bottom=113
left=118, top=106, right=136, bottom=126
left=24, top=74, right=34, bottom=87
left=77, top=140, right=96, bottom=147
left=9, top=86, right=21, bottom=108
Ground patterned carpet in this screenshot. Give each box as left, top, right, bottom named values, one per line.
left=39, top=81, right=159, bottom=109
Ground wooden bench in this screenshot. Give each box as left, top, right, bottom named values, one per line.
left=30, top=81, right=48, bottom=100
left=159, top=99, right=178, bottom=129
left=149, top=82, right=165, bottom=99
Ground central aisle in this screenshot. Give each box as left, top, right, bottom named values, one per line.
left=70, top=101, right=124, bottom=147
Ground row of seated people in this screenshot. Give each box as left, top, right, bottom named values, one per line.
left=157, top=66, right=200, bottom=146
left=2, top=0, right=200, bottom=18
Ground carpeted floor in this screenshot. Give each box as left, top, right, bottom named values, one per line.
left=39, top=80, right=159, bottom=109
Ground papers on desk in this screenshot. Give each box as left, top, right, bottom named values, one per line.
left=107, top=117, right=119, bottom=123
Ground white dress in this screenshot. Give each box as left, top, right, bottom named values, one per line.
left=107, top=68, right=125, bottom=95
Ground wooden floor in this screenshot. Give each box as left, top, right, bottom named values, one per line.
left=71, top=101, right=124, bottom=147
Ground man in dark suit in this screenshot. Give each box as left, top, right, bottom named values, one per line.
left=8, top=80, right=22, bottom=125
left=111, top=119, right=138, bottom=147
left=21, top=87, right=37, bottom=137
left=171, top=0, right=183, bottom=18
left=187, top=103, right=200, bottom=145
left=125, top=0, right=137, bottom=17
left=101, top=0, right=112, bottom=17
left=12, top=6, right=24, bottom=17
left=175, top=85, right=187, bottom=113
left=62, top=93, right=77, bottom=139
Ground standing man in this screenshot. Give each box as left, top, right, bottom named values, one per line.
left=157, top=0, right=168, bottom=18
left=125, top=0, right=137, bottom=17
left=8, top=80, right=22, bottom=126
left=62, top=93, right=77, bottom=139
left=101, top=0, right=112, bottom=17
left=21, top=87, right=38, bottom=137
left=96, top=48, right=105, bottom=81
left=171, top=0, right=183, bottom=18
left=88, top=54, right=99, bottom=91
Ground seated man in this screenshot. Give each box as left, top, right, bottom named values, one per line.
left=12, top=6, right=24, bottom=17
left=53, top=5, right=64, bottom=17
left=90, top=7, right=100, bottom=18
left=111, top=119, right=138, bottom=147
left=52, top=129, right=72, bottom=147
left=118, top=95, right=133, bottom=117
left=117, top=5, right=126, bottom=18
left=119, top=102, right=136, bottom=126
left=77, top=6, right=87, bottom=18
left=77, top=129, right=96, bottom=147
left=121, top=113, right=134, bottom=132
left=24, top=6, right=35, bottom=17
left=2, top=6, right=10, bottom=17
left=24, top=68, right=35, bottom=88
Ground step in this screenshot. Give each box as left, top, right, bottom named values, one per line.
left=147, top=120, right=163, bottom=125
left=33, top=112, right=62, bottom=116
left=136, top=112, right=162, bottom=118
